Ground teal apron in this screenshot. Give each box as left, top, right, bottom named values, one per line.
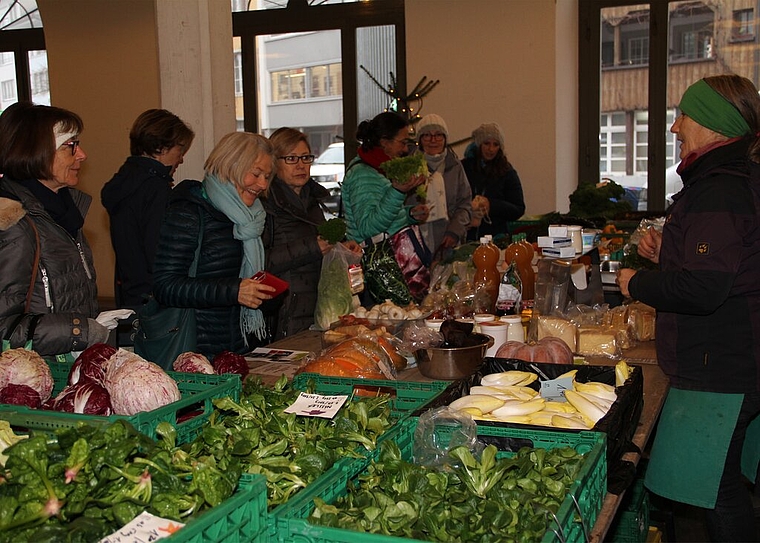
left=644, top=388, right=744, bottom=508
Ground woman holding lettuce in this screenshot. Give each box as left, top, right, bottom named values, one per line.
left=341, top=111, right=432, bottom=303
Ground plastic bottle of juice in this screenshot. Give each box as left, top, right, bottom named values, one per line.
left=504, top=239, right=535, bottom=301
left=473, top=236, right=500, bottom=312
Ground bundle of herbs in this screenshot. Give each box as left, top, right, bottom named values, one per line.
left=309, top=439, right=587, bottom=542
left=0, top=420, right=238, bottom=543
left=187, top=375, right=395, bottom=509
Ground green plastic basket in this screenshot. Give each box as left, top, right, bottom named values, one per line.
left=291, top=373, right=450, bottom=419
left=271, top=417, right=607, bottom=543
left=0, top=361, right=241, bottom=444
left=168, top=473, right=268, bottom=543
left=609, top=472, right=650, bottom=543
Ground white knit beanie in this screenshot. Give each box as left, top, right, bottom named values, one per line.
left=472, top=122, right=505, bottom=148
left=416, top=113, right=449, bottom=140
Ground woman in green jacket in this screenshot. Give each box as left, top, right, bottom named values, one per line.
left=341, top=112, right=430, bottom=303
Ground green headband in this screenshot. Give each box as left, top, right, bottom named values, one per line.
left=679, top=79, right=751, bottom=138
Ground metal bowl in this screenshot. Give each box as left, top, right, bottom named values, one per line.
left=415, top=333, right=494, bottom=380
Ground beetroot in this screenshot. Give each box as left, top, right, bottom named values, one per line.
left=0, top=383, right=42, bottom=408
left=53, top=381, right=112, bottom=415
left=212, top=350, right=249, bottom=379
left=173, top=352, right=214, bottom=374
left=68, top=343, right=117, bottom=386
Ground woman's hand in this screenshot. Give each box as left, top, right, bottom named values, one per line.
left=391, top=173, right=426, bottom=193
left=637, top=227, right=662, bottom=263
left=616, top=268, right=637, bottom=298
left=238, top=277, right=276, bottom=308
left=410, top=204, right=430, bottom=223
left=341, top=239, right=363, bottom=255
left=316, top=236, right=333, bottom=255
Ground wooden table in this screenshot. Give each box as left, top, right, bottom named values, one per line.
left=249, top=331, right=669, bottom=543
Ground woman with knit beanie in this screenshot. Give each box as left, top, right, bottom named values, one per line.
left=411, top=113, right=472, bottom=261
left=618, top=74, right=760, bottom=541
left=462, top=122, right=526, bottom=241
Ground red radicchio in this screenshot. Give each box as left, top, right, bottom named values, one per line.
left=53, top=381, right=112, bottom=415
left=0, top=383, right=42, bottom=408
left=68, top=343, right=118, bottom=386
left=173, top=352, right=215, bottom=374
left=212, top=350, right=249, bottom=379
left=104, top=350, right=181, bottom=415
left=0, top=348, right=54, bottom=402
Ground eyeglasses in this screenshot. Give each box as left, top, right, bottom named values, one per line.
left=279, top=154, right=315, bottom=164
left=60, top=140, right=80, bottom=156
left=420, top=133, right=445, bottom=142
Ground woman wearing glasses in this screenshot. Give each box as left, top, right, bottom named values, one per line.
left=0, top=102, right=110, bottom=355
left=412, top=114, right=472, bottom=261
left=262, top=128, right=360, bottom=339
left=342, top=111, right=432, bottom=303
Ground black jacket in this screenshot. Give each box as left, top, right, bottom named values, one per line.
left=463, top=156, right=526, bottom=240
left=101, top=156, right=174, bottom=308
left=152, top=180, right=247, bottom=358
left=630, top=138, right=760, bottom=393
left=262, top=177, right=329, bottom=339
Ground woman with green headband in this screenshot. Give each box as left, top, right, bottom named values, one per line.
left=618, top=74, right=760, bottom=541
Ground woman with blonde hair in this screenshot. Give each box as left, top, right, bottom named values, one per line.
left=151, top=132, right=277, bottom=362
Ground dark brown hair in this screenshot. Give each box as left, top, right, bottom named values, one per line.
left=704, top=74, right=760, bottom=163
left=0, top=101, right=83, bottom=181
left=472, top=145, right=513, bottom=178
left=356, top=111, right=409, bottom=151
left=129, top=108, right=195, bottom=157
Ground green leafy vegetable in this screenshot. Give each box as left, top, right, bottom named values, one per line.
left=381, top=153, right=428, bottom=184
left=317, top=218, right=347, bottom=244
left=568, top=179, right=632, bottom=219
left=308, top=439, right=587, bottom=542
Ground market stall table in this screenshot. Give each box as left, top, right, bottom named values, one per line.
left=248, top=330, right=669, bottom=543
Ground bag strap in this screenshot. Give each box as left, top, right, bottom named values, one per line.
left=23, top=215, right=41, bottom=313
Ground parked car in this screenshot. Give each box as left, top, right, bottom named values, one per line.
left=311, top=142, right=344, bottom=215
left=607, top=165, right=684, bottom=211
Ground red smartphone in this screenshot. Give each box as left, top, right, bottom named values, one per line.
left=251, top=271, right=289, bottom=297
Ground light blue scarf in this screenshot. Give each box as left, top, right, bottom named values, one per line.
left=203, top=173, right=267, bottom=342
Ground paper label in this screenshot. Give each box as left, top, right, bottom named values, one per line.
left=99, top=512, right=184, bottom=542
left=539, top=376, right=575, bottom=402
left=348, top=264, right=365, bottom=294
left=284, top=392, right=348, bottom=418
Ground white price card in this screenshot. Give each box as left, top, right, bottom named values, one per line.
left=539, top=376, right=575, bottom=402
left=284, top=392, right=348, bottom=418
left=99, top=511, right=184, bottom=542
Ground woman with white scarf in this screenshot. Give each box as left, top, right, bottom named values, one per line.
left=152, top=132, right=277, bottom=358
left=410, top=114, right=472, bottom=261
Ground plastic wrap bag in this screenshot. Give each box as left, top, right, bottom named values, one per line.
left=362, top=237, right=413, bottom=307
left=412, top=407, right=483, bottom=469
left=314, top=243, right=363, bottom=330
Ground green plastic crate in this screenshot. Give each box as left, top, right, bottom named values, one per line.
left=609, top=473, right=650, bottom=543
left=0, top=362, right=241, bottom=444
left=292, top=373, right=450, bottom=419
left=271, top=417, right=607, bottom=543
left=168, top=473, right=268, bottom=543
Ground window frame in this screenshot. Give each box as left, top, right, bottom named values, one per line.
left=0, top=27, right=44, bottom=103
left=579, top=0, right=670, bottom=211
left=232, top=0, right=406, bottom=165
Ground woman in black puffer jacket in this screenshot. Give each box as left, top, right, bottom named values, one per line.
left=152, top=132, right=277, bottom=359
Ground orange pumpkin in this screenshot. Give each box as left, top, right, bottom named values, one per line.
left=494, top=337, right=574, bottom=364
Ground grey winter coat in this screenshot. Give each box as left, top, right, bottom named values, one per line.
left=0, top=178, right=100, bottom=355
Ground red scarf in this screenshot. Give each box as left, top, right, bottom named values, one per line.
left=677, top=137, right=742, bottom=174
left=358, top=146, right=393, bottom=173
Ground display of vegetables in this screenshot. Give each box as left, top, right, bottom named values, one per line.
left=445, top=368, right=629, bottom=429
left=349, top=298, right=425, bottom=321
left=0, top=420, right=239, bottom=543
left=189, top=375, right=395, bottom=508
left=308, top=438, right=587, bottom=542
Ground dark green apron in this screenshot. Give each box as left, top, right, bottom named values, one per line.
left=644, top=388, right=744, bottom=508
